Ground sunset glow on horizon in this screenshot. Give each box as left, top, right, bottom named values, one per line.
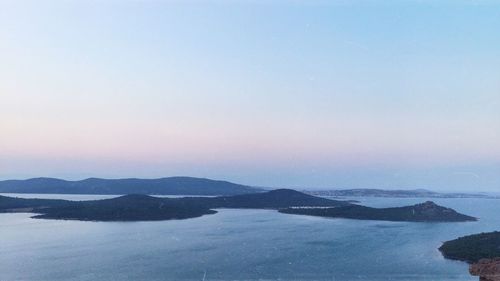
left=1, top=1, right=499, bottom=191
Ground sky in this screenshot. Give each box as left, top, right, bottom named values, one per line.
left=1, top=0, right=499, bottom=192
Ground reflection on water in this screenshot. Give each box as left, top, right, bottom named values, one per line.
left=1, top=195, right=498, bottom=281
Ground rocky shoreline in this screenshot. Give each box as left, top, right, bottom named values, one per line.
left=470, top=258, right=500, bottom=281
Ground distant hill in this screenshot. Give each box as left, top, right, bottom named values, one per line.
left=304, top=189, right=496, bottom=199
left=187, top=189, right=352, bottom=209
left=279, top=201, right=477, bottom=222
left=0, top=177, right=264, bottom=196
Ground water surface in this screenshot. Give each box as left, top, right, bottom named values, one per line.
left=1, top=195, right=498, bottom=281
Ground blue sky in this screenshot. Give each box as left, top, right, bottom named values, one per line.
left=1, top=0, right=499, bottom=191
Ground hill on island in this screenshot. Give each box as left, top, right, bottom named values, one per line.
left=279, top=201, right=477, bottom=222
left=0, top=177, right=264, bottom=196
left=185, top=189, right=352, bottom=209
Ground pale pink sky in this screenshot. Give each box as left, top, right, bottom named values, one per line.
left=1, top=1, right=499, bottom=191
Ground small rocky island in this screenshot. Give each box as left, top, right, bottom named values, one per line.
left=0, top=190, right=476, bottom=222
left=440, top=232, right=500, bottom=281
left=279, top=201, right=477, bottom=222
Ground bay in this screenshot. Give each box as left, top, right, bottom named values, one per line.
left=1, top=194, right=498, bottom=281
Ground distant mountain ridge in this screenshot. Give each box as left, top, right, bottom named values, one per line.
left=0, top=177, right=264, bottom=196
left=304, top=188, right=496, bottom=199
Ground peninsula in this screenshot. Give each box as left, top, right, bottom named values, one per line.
left=279, top=201, right=477, bottom=222
left=439, top=231, right=500, bottom=263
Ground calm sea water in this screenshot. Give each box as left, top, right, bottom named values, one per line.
left=1, top=194, right=499, bottom=281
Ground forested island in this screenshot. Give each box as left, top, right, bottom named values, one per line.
left=439, top=231, right=500, bottom=263
left=0, top=189, right=475, bottom=223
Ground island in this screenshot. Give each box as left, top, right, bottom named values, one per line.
left=0, top=190, right=476, bottom=223
left=279, top=201, right=477, bottom=222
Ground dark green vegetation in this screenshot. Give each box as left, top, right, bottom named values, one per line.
left=0, top=195, right=70, bottom=211
left=0, top=190, right=475, bottom=222
left=439, top=232, right=500, bottom=263
left=0, top=177, right=263, bottom=196
left=33, top=195, right=217, bottom=221
left=279, top=201, right=477, bottom=222
left=0, top=189, right=348, bottom=221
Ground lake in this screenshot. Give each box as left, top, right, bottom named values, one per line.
left=1, top=194, right=499, bottom=281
